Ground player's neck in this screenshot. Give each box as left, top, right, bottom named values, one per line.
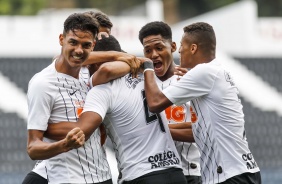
left=157, top=61, right=176, bottom=82
left=55, top=57, right=81, bottom=78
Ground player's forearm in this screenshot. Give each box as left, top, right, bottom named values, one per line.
left=170, top=128, right=195, bottom=142
left=168, top=122, right=192, bottom=129
left=84, top=51, right=127, bottom=65
left=27, top=139, right=71, bottom=160
left=45, top=122, right=76, bottom=140
left=143, top=68, right=171, bottom=113
left=92, top=61, right=130, bottom=86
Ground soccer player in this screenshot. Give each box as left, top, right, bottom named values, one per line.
left=23, top=13, right=117, bottom=184
left=141, top=22, right=261, bottom=184
left=22, top=11, right=138, bottom=184
left=138, top=21, right=202, bottom=184
left=45, top=35, right=187, bottom=184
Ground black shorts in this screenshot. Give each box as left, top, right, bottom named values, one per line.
left=97, top=179, right=113, bottom=184
left=22, top=172, right=112, bottom=184
left=219, top=172, right=261, bottom=184
left=123, top=168, right=187, bottom=184
left=185, top=175, right=202, bottom=184
left=22, top=171, right=48, bottom=184
left=83, top=179, right=113, bottom=184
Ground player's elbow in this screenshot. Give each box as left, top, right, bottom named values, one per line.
left=148, top=103, right=163, bottom=114
left=27, top=146, right=38, bottom=160
left=97, top=63, right=113, bottom=79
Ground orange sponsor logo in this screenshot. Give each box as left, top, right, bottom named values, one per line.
left=75, top=100, right=84, bottom=118
left=76, top=107, right=83, bottom=118
left=165, top=105, right=185, bottom=123
left=190, top=106, right=198, bottom=123
left=164, top=105, right=198, bottom=123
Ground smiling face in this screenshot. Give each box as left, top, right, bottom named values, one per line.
left=142, top=34, right=176, bottom=81
left=60, top=29, right=95, bottom=69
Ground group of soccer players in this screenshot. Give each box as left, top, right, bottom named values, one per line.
left=22, top=10, right=261, bottom=184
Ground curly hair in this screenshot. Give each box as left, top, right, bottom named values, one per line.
left=183, top=22, right=216, bottom=51
left=63, top=13, right=99, bottom=38
left=138, top=21, right=172, bottom=44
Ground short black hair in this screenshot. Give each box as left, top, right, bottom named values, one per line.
left=93, top=35, right=121, bottom=52
left=183, top=22, right=216, bottom=52
left=63, top=13, right=99, bottom=38
left=85, top=11, right=113, bottom=29
left=138, top=21, right=172, bottom=44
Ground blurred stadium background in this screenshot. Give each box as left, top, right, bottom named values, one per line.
left=0, top=0, right=281, bottom=183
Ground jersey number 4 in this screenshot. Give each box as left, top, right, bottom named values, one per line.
left=141, top=90, right=166, bottom=133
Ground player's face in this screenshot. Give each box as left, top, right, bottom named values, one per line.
left=143, top=34, right=176, bottom=80
left=60, top=29, right=95, bottom=68
left=179, top=33, right=195, bottom=69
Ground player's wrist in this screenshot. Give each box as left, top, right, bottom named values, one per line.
left=142, top=61, right=154, bottom=73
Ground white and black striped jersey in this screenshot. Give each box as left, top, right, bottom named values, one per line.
left=32, top=160, right=47, bottom=179
left=162, top=59, right=260, bottom=184
left=156, top=75, right=201, bottom=177
left=27, top=61, right=111, bottom=184
left=83, top=73, right=182, bottom=184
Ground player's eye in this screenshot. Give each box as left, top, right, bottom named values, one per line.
left=69, top=40, right=77, bottom=45
left=83, top=43, right=92, bottom=49
left=145, top=49, right=151, bottom=54
left=157, top=47, right=163, bottom=51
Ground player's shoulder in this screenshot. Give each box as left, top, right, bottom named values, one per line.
left=28, top=63, right=56, bottom=90
left=192, top=59, right=221, bottom=76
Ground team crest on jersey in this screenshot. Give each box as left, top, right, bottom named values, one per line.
left=125, top=74, right=143, bottom=89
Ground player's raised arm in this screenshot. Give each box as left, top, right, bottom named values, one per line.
left=91, top=61, right=131, bottom=86
left=141, top=60, right=173, bottom=113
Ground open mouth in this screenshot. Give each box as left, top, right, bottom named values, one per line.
left=153, top=61, right=163, bottom=70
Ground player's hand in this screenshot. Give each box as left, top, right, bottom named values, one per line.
left=137, top=57, right=153, bottom=73
left=174, top=66, right=188, bottom=80
left=117, top=53, right=141, bottom=78
left=63, top=127, right=85, bottom=151
left=97, top=32, right=109, bottom=40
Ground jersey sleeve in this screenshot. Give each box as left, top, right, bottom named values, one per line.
left=82, top=83, right=111, bottom=120
left=163, top=64, right=217, bottom=105
left=27, top=75, right=55, bottom=131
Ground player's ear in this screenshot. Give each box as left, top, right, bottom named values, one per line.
left=171, top=41, right=177, bottom=53
left=191, top=43, right=198, bottom=54
left=59, top=34, right=64, bottom=46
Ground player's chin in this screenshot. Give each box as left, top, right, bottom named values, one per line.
left=71, top=58, right=85, bottom=66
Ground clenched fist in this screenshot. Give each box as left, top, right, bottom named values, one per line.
left=63, top=127, right=85, bottom=151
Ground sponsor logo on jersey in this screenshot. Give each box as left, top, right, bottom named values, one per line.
left=164, top=105, right=198, bottom=123
left=148, top=151, right=180, bottom=169
left=242, top=152, right=258, bottom=170
left=70, top=89, right=78, bottom=95
left=75, top=100, right=84, bottom=117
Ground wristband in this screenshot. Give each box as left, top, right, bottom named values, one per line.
left=142, top=61, right=154, bottom=73
left=143, top=68, right=154, bottom=73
